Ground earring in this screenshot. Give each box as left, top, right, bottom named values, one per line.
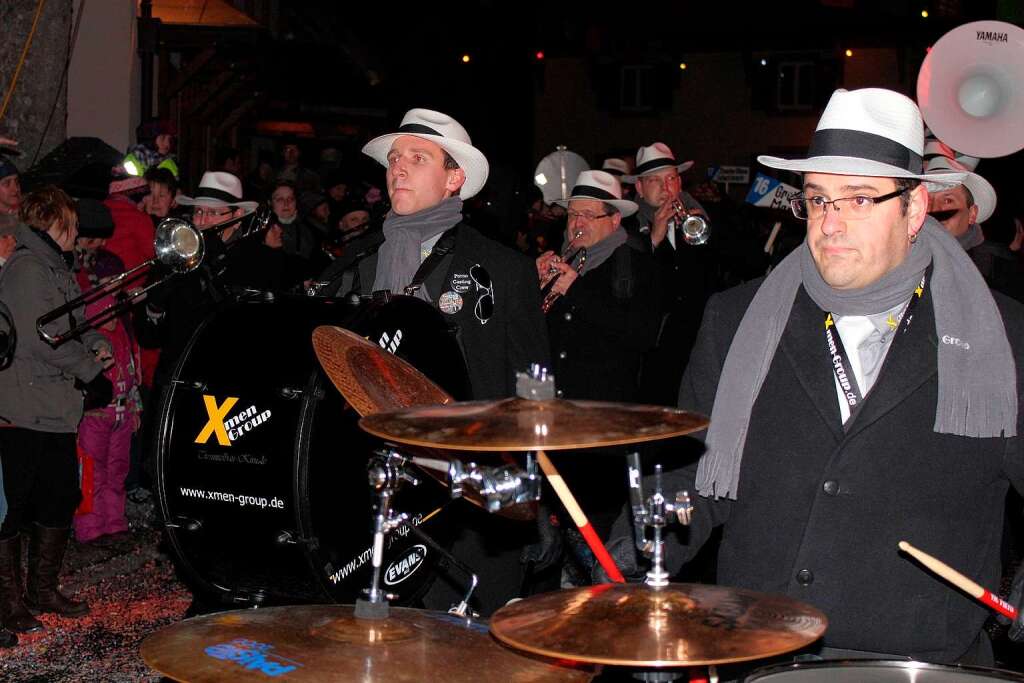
left=909, top=232, right=919, bottom=244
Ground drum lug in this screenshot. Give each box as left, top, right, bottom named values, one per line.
left=226, top=588, right=266, bottom=608
left=279, top=386, right=304, bottom=400
left=164, top=515, right=202, bottom=532
left=275, top=530, right=313, bottom=546
left=171, top=379, right=207, bottom=392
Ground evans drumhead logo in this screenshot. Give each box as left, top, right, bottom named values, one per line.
left=383, top=544, right=427, bottom=586
left=195, top=395, right=272, bottom=446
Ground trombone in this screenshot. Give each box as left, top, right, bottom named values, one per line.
left=37, top=207, right=272, bottom=347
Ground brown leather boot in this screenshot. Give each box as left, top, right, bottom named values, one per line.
left=0, top=535, right=42, bottom=633
left=24, top=524, right=89, bottom=618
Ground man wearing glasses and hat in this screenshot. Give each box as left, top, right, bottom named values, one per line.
left=358, top=109, right=550, bottom=616
left=611, top=88, right=1024, bottom=668
left=139, top=172, right=258, bottom=382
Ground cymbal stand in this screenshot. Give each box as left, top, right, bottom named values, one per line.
left=355, top=449, right=419, bottom=619
left=356, top=449, right=482, bottom=620
left=626, top=454, right=692, bottom=589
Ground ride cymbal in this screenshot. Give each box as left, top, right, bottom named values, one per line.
left=490, top=583, right=827, bottom=667
left=359, top=398, right=708, bottom=451
left=142, top=605, right=594, bottom=682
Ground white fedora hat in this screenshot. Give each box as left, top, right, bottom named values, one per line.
left=601, top=158, right=631, bottom=176
left=554, top=170, right=638, bottom=217
left=758, top=88, right=967, bottom=186
left=177, top=171, right=258, bottom=213
left=362, top=108, right=489, bottom=200
left=924, top=155, right=997, bottom=224
left=923, top=134, right=980, bottom=172
left=622, top=142, right=694, bottom=182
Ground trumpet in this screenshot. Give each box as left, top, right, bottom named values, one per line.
left=540, top=230, right=587, bottom=314
left=669, top=198, right=710, bottom=246
left=37, top=207, right=272, bottom=347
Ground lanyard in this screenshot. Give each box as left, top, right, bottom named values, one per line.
left=823, top=274, right=926, bottom=426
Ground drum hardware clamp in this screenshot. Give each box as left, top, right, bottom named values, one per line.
left=163, top=515, right=202, bottom=533
left=627, top=454, right=693, bottom=588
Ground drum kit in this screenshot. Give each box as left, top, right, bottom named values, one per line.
left=139, top=323, right=1015, bottom=683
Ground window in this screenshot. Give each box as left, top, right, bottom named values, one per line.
left=776, top=61, right=815, bottom=111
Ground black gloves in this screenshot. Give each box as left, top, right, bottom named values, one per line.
left=998, top=564, right=1024, bottom=641
left=521, top=506, right=565, bottom=573
left=77, top=373, right=113, bottom=410
left=591, top=536, right=644, bottom=584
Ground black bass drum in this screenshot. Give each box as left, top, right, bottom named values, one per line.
left=155, top=293, right=470, bottom=607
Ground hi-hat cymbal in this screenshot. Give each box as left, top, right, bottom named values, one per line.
left=142, top=605, right=594, bottom=682
left=490, top=583, right=827, bottom=667
left=359, top=398, right=708, bottom=451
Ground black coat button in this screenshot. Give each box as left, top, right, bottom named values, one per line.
left=822, top=480, right=839, bottom=496
left=796, top=569, right=814, bottom=585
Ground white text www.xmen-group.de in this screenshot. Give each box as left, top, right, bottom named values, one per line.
left=179, top=487, right=285, bottom=510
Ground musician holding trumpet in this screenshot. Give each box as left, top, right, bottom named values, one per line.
left=536, top=170, right=662, bottom=538
left=624, top=142, right=719, bottom=406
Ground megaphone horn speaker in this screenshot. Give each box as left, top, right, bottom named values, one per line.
left=917, top=20, right=1024, bottom=158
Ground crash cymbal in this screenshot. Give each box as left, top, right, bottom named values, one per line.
left=312, top=325, right=451, bottom=416
left=490, top=583, right=827, bottom=667
left=359, top=398, right=709, bottom=451
left=142, top=605, right=594, bottom=682
left=311, top=326, right=536, bottom=521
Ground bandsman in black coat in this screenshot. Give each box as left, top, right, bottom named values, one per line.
left=611, top=88, right=1024, bottom=670
left=356, top=109, right=550, bottom=615
left=537, top=171, right=662, bottom=539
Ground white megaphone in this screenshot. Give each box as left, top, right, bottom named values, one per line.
left=534, top=146, right=589, bottom=204
left=917, top=20, right=1024, bottom=158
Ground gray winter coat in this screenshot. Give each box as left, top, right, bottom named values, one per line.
left=0, top=224, right=105, bottom=432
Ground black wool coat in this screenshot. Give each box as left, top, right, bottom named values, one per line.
left=357, top=221, right=550, bottom=401
left=660, top=278, right=1024, bottom=664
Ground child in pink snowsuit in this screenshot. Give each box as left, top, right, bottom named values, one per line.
left=74, top=294, right=141, bottom=543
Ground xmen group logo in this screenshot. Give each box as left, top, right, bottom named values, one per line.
left=195, top=395, right=273, bottom=446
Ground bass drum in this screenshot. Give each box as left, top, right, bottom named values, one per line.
left=155, top=293, right=470, bottom=607
left=745, top=660, right=1024, bottom=682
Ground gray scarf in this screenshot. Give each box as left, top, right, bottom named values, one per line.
left=957, top=222, right=985, bottom=251
left=696, top=217, right=1017, bottom=500
left=372, top=197, right=463, bottom=300
left=569, top=226, right=627, bottom=275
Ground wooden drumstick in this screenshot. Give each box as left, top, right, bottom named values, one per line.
left=536, top=450, right=626, bottom=584
left=898, top=540, right=1017, bottom=619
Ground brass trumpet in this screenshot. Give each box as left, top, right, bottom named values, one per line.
left=37, top=207, right=272, bottom=347
left=670, top=198, right=710, bottom=246
left=540, top=230, right=587, bottom=313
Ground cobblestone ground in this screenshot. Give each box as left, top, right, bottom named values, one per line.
left=1, top=494, right=1023, bottom=682
left=0, top=496, right=190, bottom=683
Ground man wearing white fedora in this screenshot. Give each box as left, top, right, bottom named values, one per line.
left=610, top=88, right=1024, bottom=667
left=624, top=142, right=717, bottom=406
left=140, top=171, right=259, bottom=385
left=360, top=108, right=550, bottom=615
left=537, top=170, right=662, bottom=539
left=923, top=153, right=1010, bottom=287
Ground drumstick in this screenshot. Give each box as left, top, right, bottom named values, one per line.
left=898, top=540, right=1017, bottom=619
left=535, top=450, right=626, bottom=584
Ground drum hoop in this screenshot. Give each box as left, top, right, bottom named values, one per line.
left=746, top=659, right=1024, bottom=681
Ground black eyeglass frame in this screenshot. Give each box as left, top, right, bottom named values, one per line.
left=789, top=188, right=907, bottom=221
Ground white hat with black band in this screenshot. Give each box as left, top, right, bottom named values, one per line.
left=758, top=88, right=967, bottom=187
left=554, top=170, right=638, bottom=217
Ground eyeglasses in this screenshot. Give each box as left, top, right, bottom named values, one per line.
left=567, top=210, right=613, bottom=222
left=193, top=207, right=233, bottom=219
left=470, top=264, right=493, bottom=325
left=789, top=188, right=907, bottom=221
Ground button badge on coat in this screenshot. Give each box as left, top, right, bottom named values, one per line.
left=439, top=291, right=463, bottom=315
